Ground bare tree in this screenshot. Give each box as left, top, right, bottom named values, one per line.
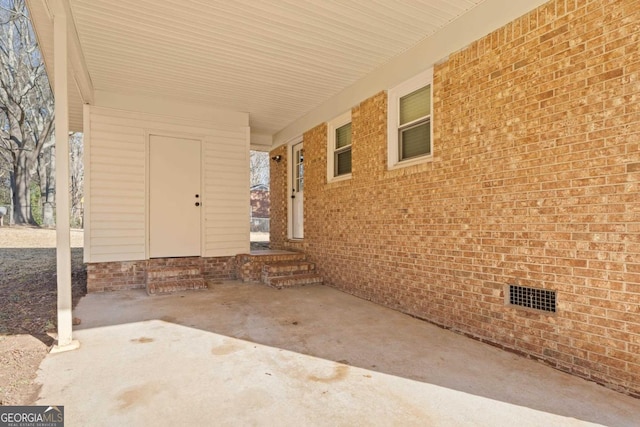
left=0, top=135, right=10, bottom=217
left=36, top=140, right=55, bottom=226
left=0, top=0, right=55, bottom=225
left=69, top=132, right=83, bottom=227
left=250, top=150, right=269, bottom=188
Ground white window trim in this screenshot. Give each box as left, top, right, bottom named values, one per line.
left=387, top=68, right=434, bottom=170
left=327, top=110, right=352, bottom=183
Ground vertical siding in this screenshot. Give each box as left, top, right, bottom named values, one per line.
left=87, top=106, right=249, bottom=262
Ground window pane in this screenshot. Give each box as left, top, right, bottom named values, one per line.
left=335, top=148, right=352, bottom=176
left=400, top=85, right=430, bottom=125
left=335, top=123, right=352, bottom=149
left=297, top=152, right=304, bottom=191
left=298, top=163, right=304, bottom=191
left=400, top=121, right=430, bottom=160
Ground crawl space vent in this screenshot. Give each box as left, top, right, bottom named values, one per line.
left=508, top=285, right=556, bottom=313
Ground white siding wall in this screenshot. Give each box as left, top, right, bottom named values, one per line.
left=86, top=105, right=249, bottom=263
left=203, top=128, right=250, bottom=256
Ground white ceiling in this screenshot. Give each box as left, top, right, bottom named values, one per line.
left=62, top=0, right=485, bottom=135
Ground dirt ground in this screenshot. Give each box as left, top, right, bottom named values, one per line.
left=0, top=227, right=86, bottom=405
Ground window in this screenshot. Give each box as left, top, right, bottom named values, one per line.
left=327, top=111, right=352, bottom=182
left=388, top=68, right=433, bottom=169
left=334, top=123, right=352, bottom=176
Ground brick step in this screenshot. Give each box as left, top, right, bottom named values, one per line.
left=236, top=251, right=308, bottom=282
left=146, top=278, right=207, bottom=295
left=146, top=266, right=205, bottom=295
left=266, top=273, right=323, bottom=289
left=237, top=251, right=307, bottom=264
left=146, top=267, right=201, bottom=283
left=262, top=261, right=316, bottom=277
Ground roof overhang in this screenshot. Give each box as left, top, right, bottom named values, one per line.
left=26, top=0, right=548, bottom=145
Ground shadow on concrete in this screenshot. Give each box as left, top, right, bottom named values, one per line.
left=68, top=282, right=639, bottom=426
left=36, top=319, right=627, bottom=426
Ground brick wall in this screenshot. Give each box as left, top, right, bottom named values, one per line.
left=203, top=256, right=236, bottom=281
left=270, top=144, right=288, bottom=249
left=270, top=0, right=640, bottom=395
left=87, top=261, right=147, bottom=292
left=87, top=256, right=236, bottom=292
left=269, top=144, right=306, bottom=253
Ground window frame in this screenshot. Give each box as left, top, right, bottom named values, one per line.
left=327, top=110, right=352, bottom=183
left=387, top=68, right=434, bottom=170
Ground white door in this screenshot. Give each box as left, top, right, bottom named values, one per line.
left=149, top=135, right=201, bottom=258
left=291, top=142, right=304, bottom=239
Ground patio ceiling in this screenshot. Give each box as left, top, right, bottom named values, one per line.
left=29, top=0, right=486, bottom=135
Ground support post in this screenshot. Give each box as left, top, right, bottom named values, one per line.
left=51, top=0, right=79, bottom=353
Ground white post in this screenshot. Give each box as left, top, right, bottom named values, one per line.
left=51, top=0, right=79, bottom=353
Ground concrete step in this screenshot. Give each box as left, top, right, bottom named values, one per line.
left=266, top=273, right=323, bottom=289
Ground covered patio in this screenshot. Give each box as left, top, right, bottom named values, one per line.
left=23, top=0, right=640, bottom=412
left=36, top=282, right=639, bottom=426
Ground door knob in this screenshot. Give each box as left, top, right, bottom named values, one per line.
left=195, top=202, right=200, bottom=207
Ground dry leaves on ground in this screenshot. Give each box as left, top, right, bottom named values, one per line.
left=0, top=227, right=86, bottom=405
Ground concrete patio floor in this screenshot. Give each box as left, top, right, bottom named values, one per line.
left=36, top=281, right=639, bottom=426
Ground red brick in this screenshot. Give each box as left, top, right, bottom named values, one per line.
left=270, top=0, right=640, bottom=396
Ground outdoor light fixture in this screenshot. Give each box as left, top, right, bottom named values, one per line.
left=271, top=155, right=282, bottom=162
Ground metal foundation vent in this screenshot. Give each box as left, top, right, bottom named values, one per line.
left=508, top=285, right=556, bottom=313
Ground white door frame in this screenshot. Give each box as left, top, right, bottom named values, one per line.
left=286, top=135, right=303, bottom=240
left=145, top=130, right=205, bottom=259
